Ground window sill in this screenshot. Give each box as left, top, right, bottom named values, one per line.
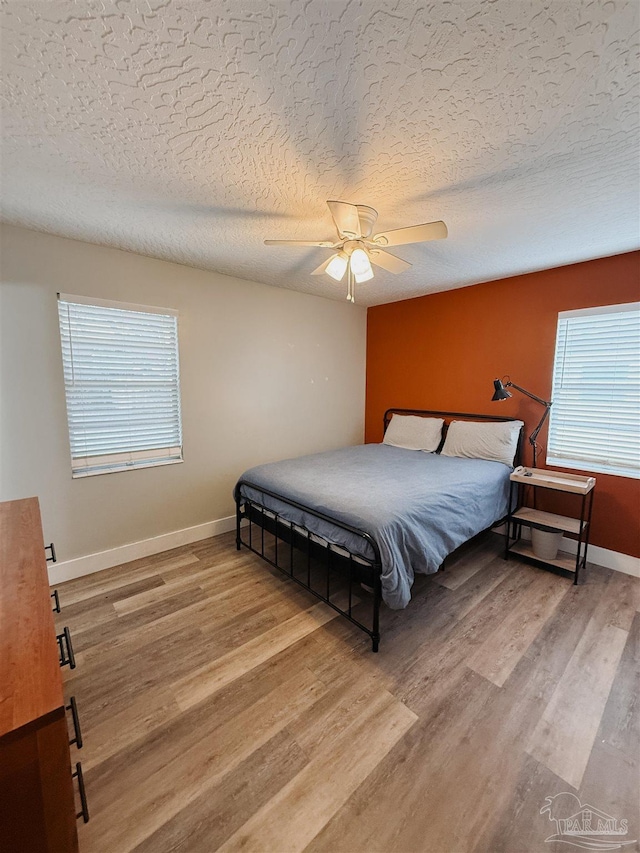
left=546, top=458, right=640, bottom=480
left=71, top=456, right=183, bottom=478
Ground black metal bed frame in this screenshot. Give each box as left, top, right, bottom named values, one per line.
left=235, top=408, right=522, bottom=652
left=235, top=483, right=383, bottom=650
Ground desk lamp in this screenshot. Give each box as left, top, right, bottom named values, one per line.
left=492, top=377, right=552, bottom=468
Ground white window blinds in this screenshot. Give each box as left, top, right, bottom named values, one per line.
left=58, top=294, right=183, bottom=477
left=547, top=303, right=640, bottom=479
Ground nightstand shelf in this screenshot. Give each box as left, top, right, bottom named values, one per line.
left=511, top=507, right=583, bottom=535
left=508, top=541, right=577, bottom=573
left=505, top=467, right=595, bottom=584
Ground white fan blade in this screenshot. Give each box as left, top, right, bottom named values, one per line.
left=310, top=253, right=340, bottom=275
left=368, top=249, right=412, bottom=274
left=264, top=239, right=337, bottom=247
left=327, top=200, right=361, bottom=239
left=372, top=220, right=448, bottom=247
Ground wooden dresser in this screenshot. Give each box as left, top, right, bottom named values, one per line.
left=0, top=497, right=85, bottom=852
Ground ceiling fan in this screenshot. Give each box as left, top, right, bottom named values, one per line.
left=264, top=200, right=447, bottom=302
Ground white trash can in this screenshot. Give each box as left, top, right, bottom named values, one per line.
left=531, top=527, right=563, bottom=561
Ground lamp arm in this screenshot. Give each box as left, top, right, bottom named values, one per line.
left=497, top=379, right=552, bottom=471
left=506, top=381, right=551, bottom=409
left=529, top=403, right=552, bottom=446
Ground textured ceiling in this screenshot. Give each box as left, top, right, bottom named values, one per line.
left=1, top=0, right=639, bottom=306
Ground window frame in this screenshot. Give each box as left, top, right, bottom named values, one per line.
left=546, top=302, right=640, bottom=480
left=57, top=293, right=184, bottom=478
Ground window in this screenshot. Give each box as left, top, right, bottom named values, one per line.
left=58, top=294, right=183, bottom=477
left=547, top=302, right=640, bottom=479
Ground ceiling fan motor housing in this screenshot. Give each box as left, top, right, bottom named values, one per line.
left=355, top=205, right=378, bottom=238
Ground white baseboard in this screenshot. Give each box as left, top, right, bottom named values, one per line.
left=49, top=515, right=640, bottom=586
left=555, top=537, right=639, bottom=578
left=492, top=524, right=639, bottom=578
left=48, top=515, right=237, bottom=585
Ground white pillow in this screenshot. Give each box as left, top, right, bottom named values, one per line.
left=383, top=414, right=444, bottom=452
left=440, top=420, right=523, bottom=466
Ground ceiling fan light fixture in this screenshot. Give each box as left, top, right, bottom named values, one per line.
left=349, top=247, right=372, bottom=277
left=354, top=267, right=374, bottom=283
left=325, top=252, right=348, bottom=281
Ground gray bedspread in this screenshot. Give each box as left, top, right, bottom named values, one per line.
left=237, top=444, right=511, bottom=609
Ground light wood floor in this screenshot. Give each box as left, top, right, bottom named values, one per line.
left=55, top=532, right=639, bottom=853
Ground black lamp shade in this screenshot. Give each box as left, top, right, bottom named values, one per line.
left=492, top=378, right=512, bottom=401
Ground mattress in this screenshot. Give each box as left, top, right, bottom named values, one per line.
left=236, top=443, right=511, bottom=609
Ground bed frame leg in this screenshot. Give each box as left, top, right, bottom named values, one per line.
left=371, top=571, right=382, bottom=653
left=235, top=497, right=242, bottom=551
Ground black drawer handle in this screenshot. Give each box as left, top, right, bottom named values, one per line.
left=66, top=696, right=83, bottom=749
left=72, top=762, right=89, bottom=823
left=57, top=626, right=76, bottom=669
left=51, top=589, right=61, bottom=613
left=45, top=542, right=57, bottom=563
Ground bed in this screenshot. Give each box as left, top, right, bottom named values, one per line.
left=234, top=409, right=523, bottom=651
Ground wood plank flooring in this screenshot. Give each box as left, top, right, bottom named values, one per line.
left=54, top=532, right=640, bottom=853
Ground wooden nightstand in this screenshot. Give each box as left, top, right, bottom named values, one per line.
left=505, top=467, right=596, bottom=584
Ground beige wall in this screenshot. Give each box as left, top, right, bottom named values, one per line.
left=0, top=224, right=366, bottom=561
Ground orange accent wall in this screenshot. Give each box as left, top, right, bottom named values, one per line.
left=366, top=251, right=640, bottom=558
